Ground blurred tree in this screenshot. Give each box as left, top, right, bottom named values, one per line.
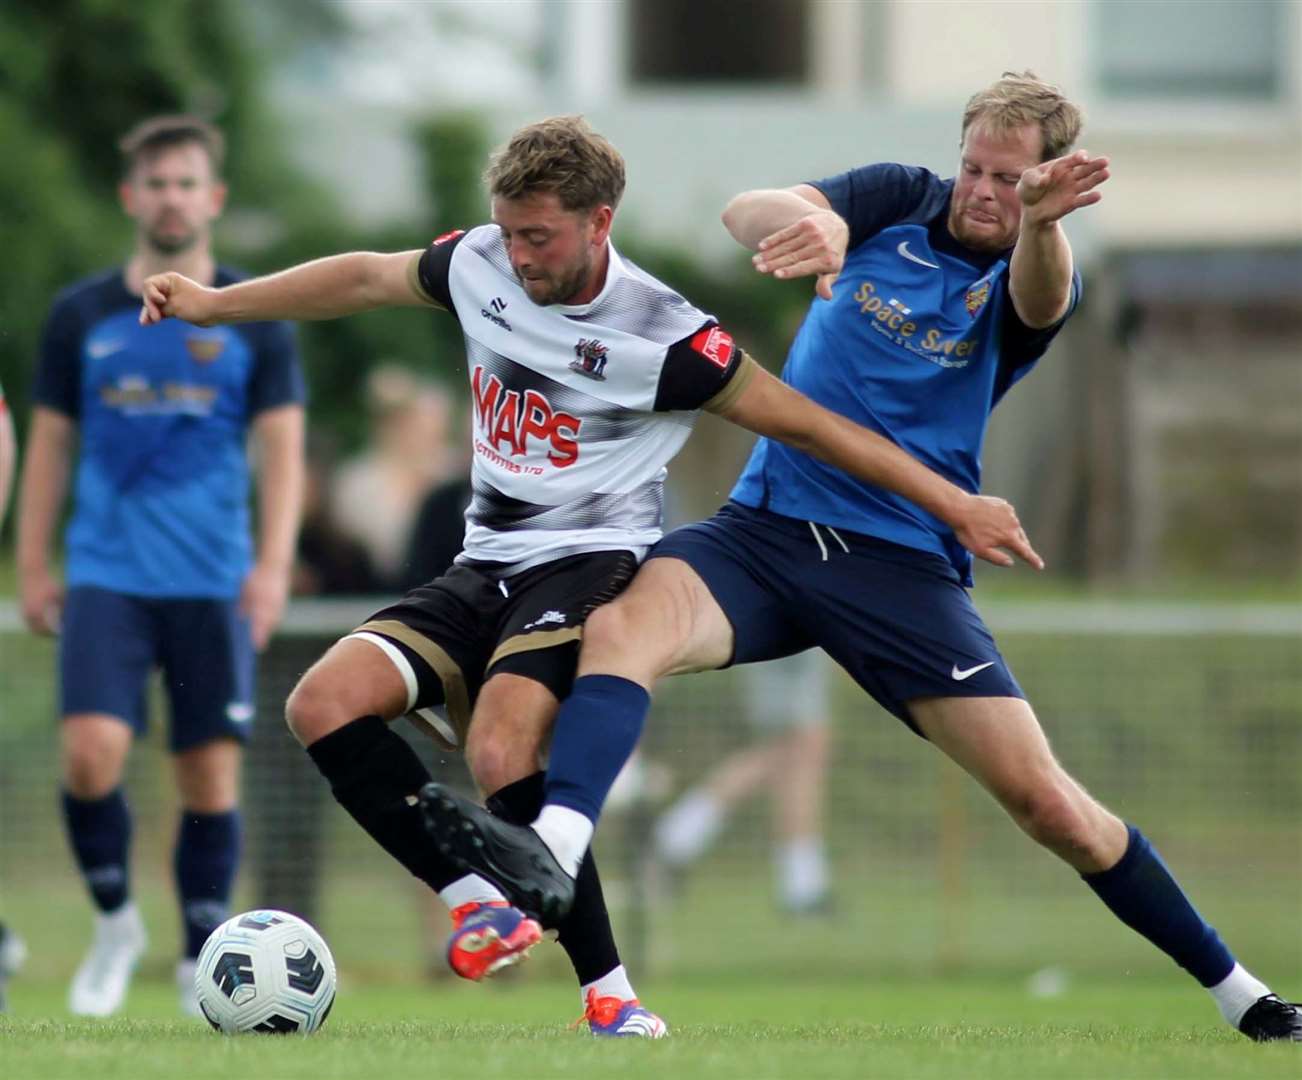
left=0, top=0, right=442, bottom=465
left=0, top=0, right=815, bottom=542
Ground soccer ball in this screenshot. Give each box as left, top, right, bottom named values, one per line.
left=194, top=909, right=336, bottom=1034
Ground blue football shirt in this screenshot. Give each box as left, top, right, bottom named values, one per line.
left=730, top=164, right=1081, bottom=584
left=33, top=268, right=305, bottom=598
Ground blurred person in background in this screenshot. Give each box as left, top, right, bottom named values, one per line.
left=138, top=114, right=1030, bottom=1036
left=652, top=651, right=833, bottom=914
left=425, top=74, right=1300, bottom=1044
left=0, top=379, right=28, bottom=1013
left=294, top=432, right=382, bottom=597
left=330, top=365, right=459, bottom=592
left=400, top=469, right=473, bottom=593
left=15, top=115, right=306, bottom=1018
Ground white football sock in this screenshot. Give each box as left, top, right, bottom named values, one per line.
left=654, top=790, right=723, bottom=866
left=1209, top=963, right=1271, bottom=1028
left=581, top=963, right=636, bottom=1005
left=439, top=874, right=506, bottom=910
left=776, top=838, right=829, bottom=908
left=531, top=804, right=592, bottom=878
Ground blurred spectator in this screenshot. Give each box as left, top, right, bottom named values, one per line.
left=294, top=433, right=381, bottom=596
left=400, top=472, right=472, bottom=593
left=652, top=650, right=833, bottom=914
left=330, top=365, right=459, bottom=591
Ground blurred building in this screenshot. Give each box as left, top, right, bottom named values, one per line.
left=275, top=0, right=1302, bottom=582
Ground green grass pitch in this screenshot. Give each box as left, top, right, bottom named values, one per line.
left=4, top=969, right=1299, bottom=1079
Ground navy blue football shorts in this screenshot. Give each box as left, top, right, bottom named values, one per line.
left=648, top=502, right=1024, bottom=734
left=59, top=585, right=256, bottom=751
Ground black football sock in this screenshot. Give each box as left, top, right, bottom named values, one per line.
left=306, top=716, right=462, bottom=892
left=486, top=771, right=622, bottom=986
left=62, top=788, right=132, bottom=913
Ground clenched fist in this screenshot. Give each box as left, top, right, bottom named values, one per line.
left=139, top=272, right=218, bottom=326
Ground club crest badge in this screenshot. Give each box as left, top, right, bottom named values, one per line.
left=964, top=280, right=991, bottom=318
left=570, top=338, right=608, bottom=380
left=185, top=334, right=225, bottom=363
left=689, top=325, right=735, bottom=369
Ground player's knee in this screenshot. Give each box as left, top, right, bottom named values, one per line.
left=582, top=599, right=658, bottom=670
left=1017, top=780, right=1096, bottom=856
left=61, top=733, right=125, bottom=798
left=466, top=722, right=538, bottom=794
left=581, top=600, right=631, bottom=650
left=284, top=675, right=348, bottom=748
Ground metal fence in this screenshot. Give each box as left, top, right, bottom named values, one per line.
left=2, top=599, right=1299, bottom=987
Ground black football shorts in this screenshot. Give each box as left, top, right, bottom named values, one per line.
left=348, top=550, right=637, bottom=748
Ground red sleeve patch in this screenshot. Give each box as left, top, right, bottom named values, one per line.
left=433, top=229, right=466, bottom=246
left=689, top=325, right=735, bottom=370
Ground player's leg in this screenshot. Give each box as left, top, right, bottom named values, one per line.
left=910, top=694, right=1299, bottom=1041
left=160, top=597, right=254, bottom=1015
left=423, top=508, right=803, bottom=923
left=169, top=739, right=241, bottom=1015
left=467, top=671, right=661, bottom=1034
left=652, top=655, right=832, bottom=908
left=771, top=720, right=832, bottom=913
left=0, top=921, right=26, bottom=1013
left=285, top=573, right=530, bottom=969
left=285, top=638, right=507, bottom=907
left=654, top=737, right=786, bottom=872
left=425, top=550, right=662, bottom=1032
left=799, top=528, right=1298, bottom=1042
left=423, top=554, right=735, bottom=922
left=57, top=586, right=151, bottom=1016
left=751, top=651, right=833, bottom=912
left=650, top=653, right=815, bottom=873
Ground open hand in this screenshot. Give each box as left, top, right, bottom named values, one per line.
left=952, top=494, right=1044, bottom=570
left=752, top=209, right=849, bottom=300
left=240, top=561, right=291, bottom=651
left=139, top=272, right=217, bottom=326
left=20, top=565, right=64, bottom=635
left=1017, top=150, right=1110, bottom=228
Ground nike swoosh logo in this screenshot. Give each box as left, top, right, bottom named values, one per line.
left=951, top=661, right=995, bottom=681
left=88, top=340, right=127, bottom=360
left=897, top=241, right=940, bottom=269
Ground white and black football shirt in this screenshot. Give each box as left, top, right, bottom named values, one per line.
left=411, top=225, right=755, bottom=573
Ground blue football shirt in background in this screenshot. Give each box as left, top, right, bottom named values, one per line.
left=33, top=268, right=305, bottom=599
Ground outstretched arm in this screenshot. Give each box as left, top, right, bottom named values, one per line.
left=1010, top=150, right=1110, bottom=328
left=722, top=186, right=848, bottom=301
left=139, top=250, right=432, bottom=327
left=714, top=366, right=1042, bottom=569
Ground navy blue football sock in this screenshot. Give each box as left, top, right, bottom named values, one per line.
left=175, top=809, right=242, bottom=958
left=488, top=772, right=622, bottom=983
left=544, top=675, right=650, bottom=824
left=1082, top=824, right=1235, bottom=987
left=62, top=788, right=132, bottom=913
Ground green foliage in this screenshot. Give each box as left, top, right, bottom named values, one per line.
left=0, top=0, right=805, bottom=484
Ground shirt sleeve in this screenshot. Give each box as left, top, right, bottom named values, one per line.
left=994, top=268, right=1084, bottom=399
left=413, top=229, right=468, bottom=312
left=653, top=322, right=754, bottom=412
left=809, top=163, right=936, bottom=250
left=32, top=297, right=84, bottom=419
left=247, top=320, right=308, bottom=416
